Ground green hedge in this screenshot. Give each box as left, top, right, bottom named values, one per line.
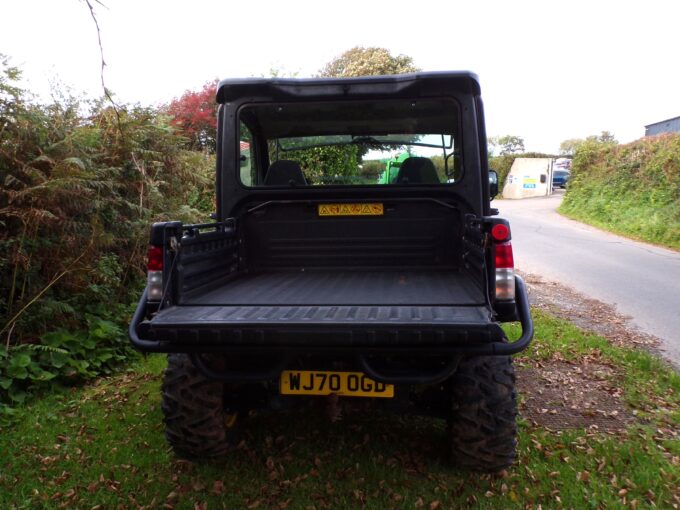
left=0, top=56, right=214, bottom=422
left=560, top=134, right=680, bottom=249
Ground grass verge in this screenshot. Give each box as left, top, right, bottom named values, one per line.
left=1, top=311, right=678, bottom=510
left=559, top=195, right=680, bottom=252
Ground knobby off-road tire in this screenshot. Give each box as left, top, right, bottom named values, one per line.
left=448, top=355, right=517, bottom=472
left=161, top=353, right=238, bottom=458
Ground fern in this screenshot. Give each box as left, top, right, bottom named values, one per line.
left=11, top=343, right=68, bottom=355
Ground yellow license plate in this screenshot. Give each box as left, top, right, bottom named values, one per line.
left=280, top=370, right=394, bottom=398
left=318, top=203, right=384, bottom=216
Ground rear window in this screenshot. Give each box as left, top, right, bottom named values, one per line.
left=238, top=98, right=461, bottom=187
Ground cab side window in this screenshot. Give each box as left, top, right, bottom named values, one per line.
left=239, top=122, right=255, bottom=186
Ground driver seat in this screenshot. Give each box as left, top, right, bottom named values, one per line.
left=395, top=157, right=440, bottom=184
left=264, top=160, right=307, bottom=186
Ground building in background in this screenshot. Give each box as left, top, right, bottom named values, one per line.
left=645, top=115, right=680, bottom=136
left=502, top=158, right=554, bottom=199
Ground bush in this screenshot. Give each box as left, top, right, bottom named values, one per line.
left=0, top=56, right=215, bottom=419
left=560, top=134, right=680, bottom=249
left=0, top=317, right=130, bottom=423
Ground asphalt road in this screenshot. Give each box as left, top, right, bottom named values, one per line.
left=496, top=192, right=680, bottom=366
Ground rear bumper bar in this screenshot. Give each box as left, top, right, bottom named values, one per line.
left=129, top=276, right=533, bottom=357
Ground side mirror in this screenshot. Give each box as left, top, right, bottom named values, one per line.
left=489, top=170, right=499, bottom=199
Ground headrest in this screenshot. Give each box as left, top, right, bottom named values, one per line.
left=264, top=160, right=307, bottom=186
left=395, top=157, right=440, bottom=184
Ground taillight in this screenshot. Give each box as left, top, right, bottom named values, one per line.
left=494, top=241, right=515, bottom=300
left=491, top=223, right=510, bottom=242
left=495, top=242, right=514, bottom=268
left=147, top=245, right=164, bottom=301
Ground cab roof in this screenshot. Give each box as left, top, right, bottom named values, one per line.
left=216, top=71, right=481, bottom=104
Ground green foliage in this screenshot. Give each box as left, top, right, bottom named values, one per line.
left=0, top=316, right=129, bottom=423
left=361, top=159, right=386, bottom=182
left=282, top=145, right=361, bottom=184
left=0, top=55, right=215, bottom=417
left=1, top=56, right=214, bottom=338
left=559, top=138, right=583, bottom=156
left=559, top=131, right=617, bottom=156
left=560, top=134, right=680, bottom=248
left=318, top=46, right=419, bottom=78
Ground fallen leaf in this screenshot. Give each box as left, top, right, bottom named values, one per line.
left=577, top=470, right=590, bottom=482
left=212, top=480, right=224, bottom=495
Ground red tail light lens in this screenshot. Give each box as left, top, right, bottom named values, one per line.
left=495, top=241, right=515, bottom=300
left=495, top=242, right=514, bottom=269
left=147, top=245, right=164, bottom=301
left=491, top=223, right=510, bottom=242
left=147, top=245, right=163, bottom=271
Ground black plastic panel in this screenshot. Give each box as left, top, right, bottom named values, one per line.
left=152, top=303, right=491, bottom=326
left=142, top=302, right=503, bottom=349
left=183, top=270, right=484, bottom=306
left=243, top=200, right=462, bottom=269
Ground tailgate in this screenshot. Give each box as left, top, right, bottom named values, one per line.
left=137, top=303, right=504, bottom=351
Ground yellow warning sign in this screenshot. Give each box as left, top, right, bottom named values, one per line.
left=318, top=203, right=384, bottom=217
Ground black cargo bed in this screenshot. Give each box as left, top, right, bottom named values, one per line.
left=182, top=270, right=485, bottom=306
left=140, top=269, right=499, bottom=349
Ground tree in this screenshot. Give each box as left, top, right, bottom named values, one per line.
left=594, top=131, right=617, bottom=144
left=166, top=80, right=219, bottom=152
left=319, top=47, right=419, bottom=78
left=488, top=135, right=525, bottom=156
left=559, top=131, right=617, bottom=156
left=559, top=138, right=584, bottom=156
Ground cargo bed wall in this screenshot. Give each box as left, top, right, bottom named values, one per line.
left=175, top=227, right=240, bottom=303
left=242, top=201, right=465, bottom=270
left=174, top=200, right=489, bottom=307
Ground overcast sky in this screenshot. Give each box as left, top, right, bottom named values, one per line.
left=2, top=0, right=679, bottom=153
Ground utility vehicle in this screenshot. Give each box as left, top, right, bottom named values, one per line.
left=129, top=72, right=533, bottom=471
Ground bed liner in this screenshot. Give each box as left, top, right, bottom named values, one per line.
left=181, top=269, right=485, bottom=306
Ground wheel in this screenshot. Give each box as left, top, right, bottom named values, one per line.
left=447, top=355, right=517, bottom=471
left=161, top=353, right=240, bottom=458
